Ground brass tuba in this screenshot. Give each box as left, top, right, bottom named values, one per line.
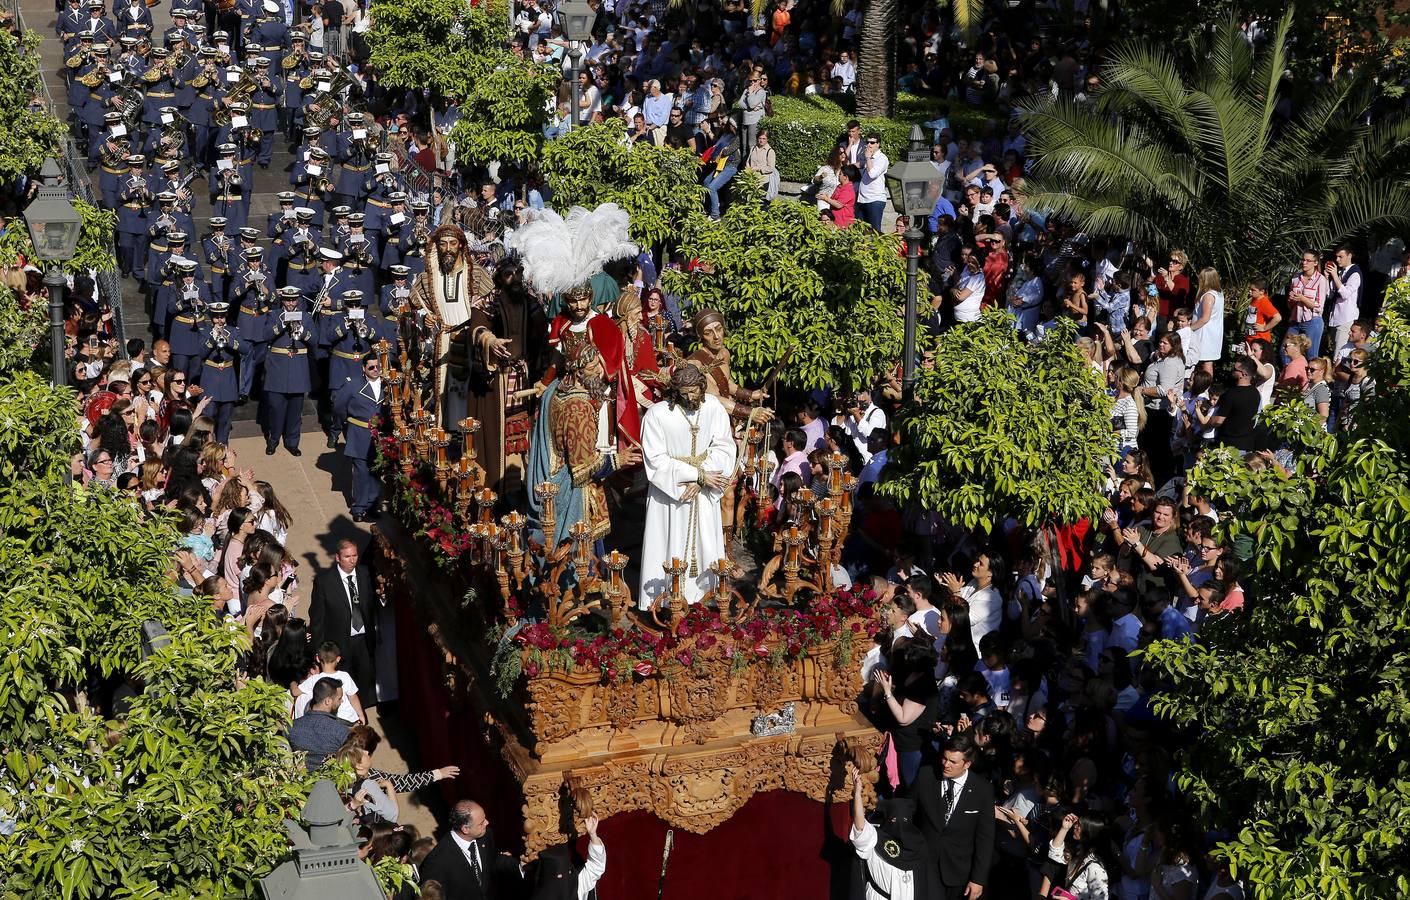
left=212, top=69, right=257, bottom=127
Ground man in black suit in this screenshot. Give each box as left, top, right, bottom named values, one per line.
left=907, top=733, right=995, bottom=900
left=308, top=538, right=380, bottom=706
left=420, top=799, right=522, bottom=900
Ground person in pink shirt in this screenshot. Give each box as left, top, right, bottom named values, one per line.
left=1285, top=250, right=1329, bottom=361
left=823, top=164, right=859, bottom=227
left=771, top=428, right=812, bottom=488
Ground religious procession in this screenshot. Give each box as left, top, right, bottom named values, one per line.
left=19, top=0, right=1410, bottom=894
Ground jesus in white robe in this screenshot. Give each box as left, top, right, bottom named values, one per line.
left=638, top=372, right=737, bottom=609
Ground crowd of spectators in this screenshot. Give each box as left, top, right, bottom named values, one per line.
left=21, top=0, right=1410, bottom=895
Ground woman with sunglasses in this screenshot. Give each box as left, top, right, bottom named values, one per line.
left=1333, top=348, right=1375, bottom=431
left=90, top=398, right=138, bottom=478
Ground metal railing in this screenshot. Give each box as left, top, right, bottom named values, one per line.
left=12, top=0, right=126, bottom=348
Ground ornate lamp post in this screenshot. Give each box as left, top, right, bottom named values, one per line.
left=23, top=159, right=84, bottom=387
left=559, top=0, right=594, bottom=133
left=884, top=126, right=944, bottom=403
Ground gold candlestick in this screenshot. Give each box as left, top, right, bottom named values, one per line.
left=662, top=557, right=687, bottom=610
left=458, top=417, right=481, bottom=463
left=476, top=488, right=497, bottom=526
left=603, top=550, right=631, bottom=628
left=535, top=482, right=559, bottom=544
left=828, top=452, right=846, bottom=496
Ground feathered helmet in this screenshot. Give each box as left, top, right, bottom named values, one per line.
left=506, top=203, right=638, bottom=297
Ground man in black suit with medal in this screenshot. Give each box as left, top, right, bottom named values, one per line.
left=420, top=799, right=523, bottom=900
left=308, top=538, right=380, bottom=706
left=907, top=733, right=995, bottom=899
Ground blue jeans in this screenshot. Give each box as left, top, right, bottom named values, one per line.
left=856, top=199, right=886, bottom=230
left=704, top=165, right=737, bottom=218
left=1285, top=317, right=1325, bottom=364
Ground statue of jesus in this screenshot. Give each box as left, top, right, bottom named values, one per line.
left=638, top=365, right=737, bottom=609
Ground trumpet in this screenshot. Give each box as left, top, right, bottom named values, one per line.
left=212, top=324, right=231, bottom=347
left=213, top=232, right=230, bottom=255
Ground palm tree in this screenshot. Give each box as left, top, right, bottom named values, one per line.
left=855, top=0, right=986, bottom=118
left=1016, top=9, right=1410, bottom=289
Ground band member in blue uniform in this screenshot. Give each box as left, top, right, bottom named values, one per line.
left=234, top=244, right=274, bottom=401
left=197, top=301, right=245, bottom=444
left=263, top=285, right=314, bottom=456
left=333, top=352, right=387, bottom=522
left=162, top=257, right=213, bottom=379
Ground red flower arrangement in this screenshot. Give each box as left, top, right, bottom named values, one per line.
left=372, top=423, right=480, bottom=568
left=511, top=587, right=882, bottom=683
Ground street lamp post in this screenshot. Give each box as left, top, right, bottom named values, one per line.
left=884, top=125, right=944, bottom=403
left=23, top=159, right=83, bottom=387
left=568, top=45, right=584, bottom=133
left=559, top=0, right=594, bottom=133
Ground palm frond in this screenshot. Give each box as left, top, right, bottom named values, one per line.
left=1198, top=17, right=1256, bottom=95
left=1020, top=97, right=1190, bottom=206
left=1181, top=85, right=1264, bottom=194
left=944, top=0, right=987, bottom=46
left=1249, top=8, right=1294, bottom=156
left=1015, top=188, right=1171, bottom=247
left=1097, top=42, right=1199, bottom=150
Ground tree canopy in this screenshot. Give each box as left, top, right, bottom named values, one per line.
left=1017, top=10, right=1410, bottom=287
left=659, top=198, right=908, bottom=392
left=0, top=377, right=311, bottom=893
left=370, top=0, right=554, bottom=163
left=880, top=311, right=1117, bottom=532
left=1140, top=280, right=1410, bottom=898
left=0, top=28, right=65, bottom=181
left=542, top=122, right=707, bottom=249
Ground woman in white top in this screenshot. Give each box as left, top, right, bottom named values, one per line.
left=1047, top=812, right=1111, bottom=900
left=254, top=480, right=293, bottom=546
left=810, top=145, right=844, bottom=210
left=1113, top=366, right=1144, bottom=454
left=1245, top=338, right=1277, bottom=410
left=1149, top=823, right=1198, bottom=900
left=1190, top=267, right=1225, bottom=375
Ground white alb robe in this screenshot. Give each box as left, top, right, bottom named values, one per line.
left=638, top=394, right=736, bottom=609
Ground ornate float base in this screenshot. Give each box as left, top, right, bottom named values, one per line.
left=374, top=523, right=881, bottom=860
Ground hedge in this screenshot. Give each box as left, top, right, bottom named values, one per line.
left=761, top=94, right=1000, bottom=183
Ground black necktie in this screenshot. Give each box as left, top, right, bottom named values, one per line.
left=467, top=839, right=483, bottom=885
left=346, top=574, right=364, bottom=632
left=943, top=779, right=957, bottom=823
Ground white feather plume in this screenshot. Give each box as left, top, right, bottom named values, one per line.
left=507, top=203, right=638, bottom=296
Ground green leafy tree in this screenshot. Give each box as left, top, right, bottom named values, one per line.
left=0, top=28, right=65, bottom=180
left=1016, top=10, right=1410, bottom=288
left=880, top=312, right=1117, bottom=531
left=447, top=52, right=558, bottom=164
left=1139, top=281, right=1410, bottom=898
left=0, top=198, right=117, bottom=274
left=0, top=370, right=312, bottom=897
left=0, top=282, right=46, bottom=372
left=367, top=0, right=479, bottom=98
left=542, top=122, right=707, bottom=248
left=370, top=0, right=554, bottom=164
left=659, top=198, right=908, bottom=392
